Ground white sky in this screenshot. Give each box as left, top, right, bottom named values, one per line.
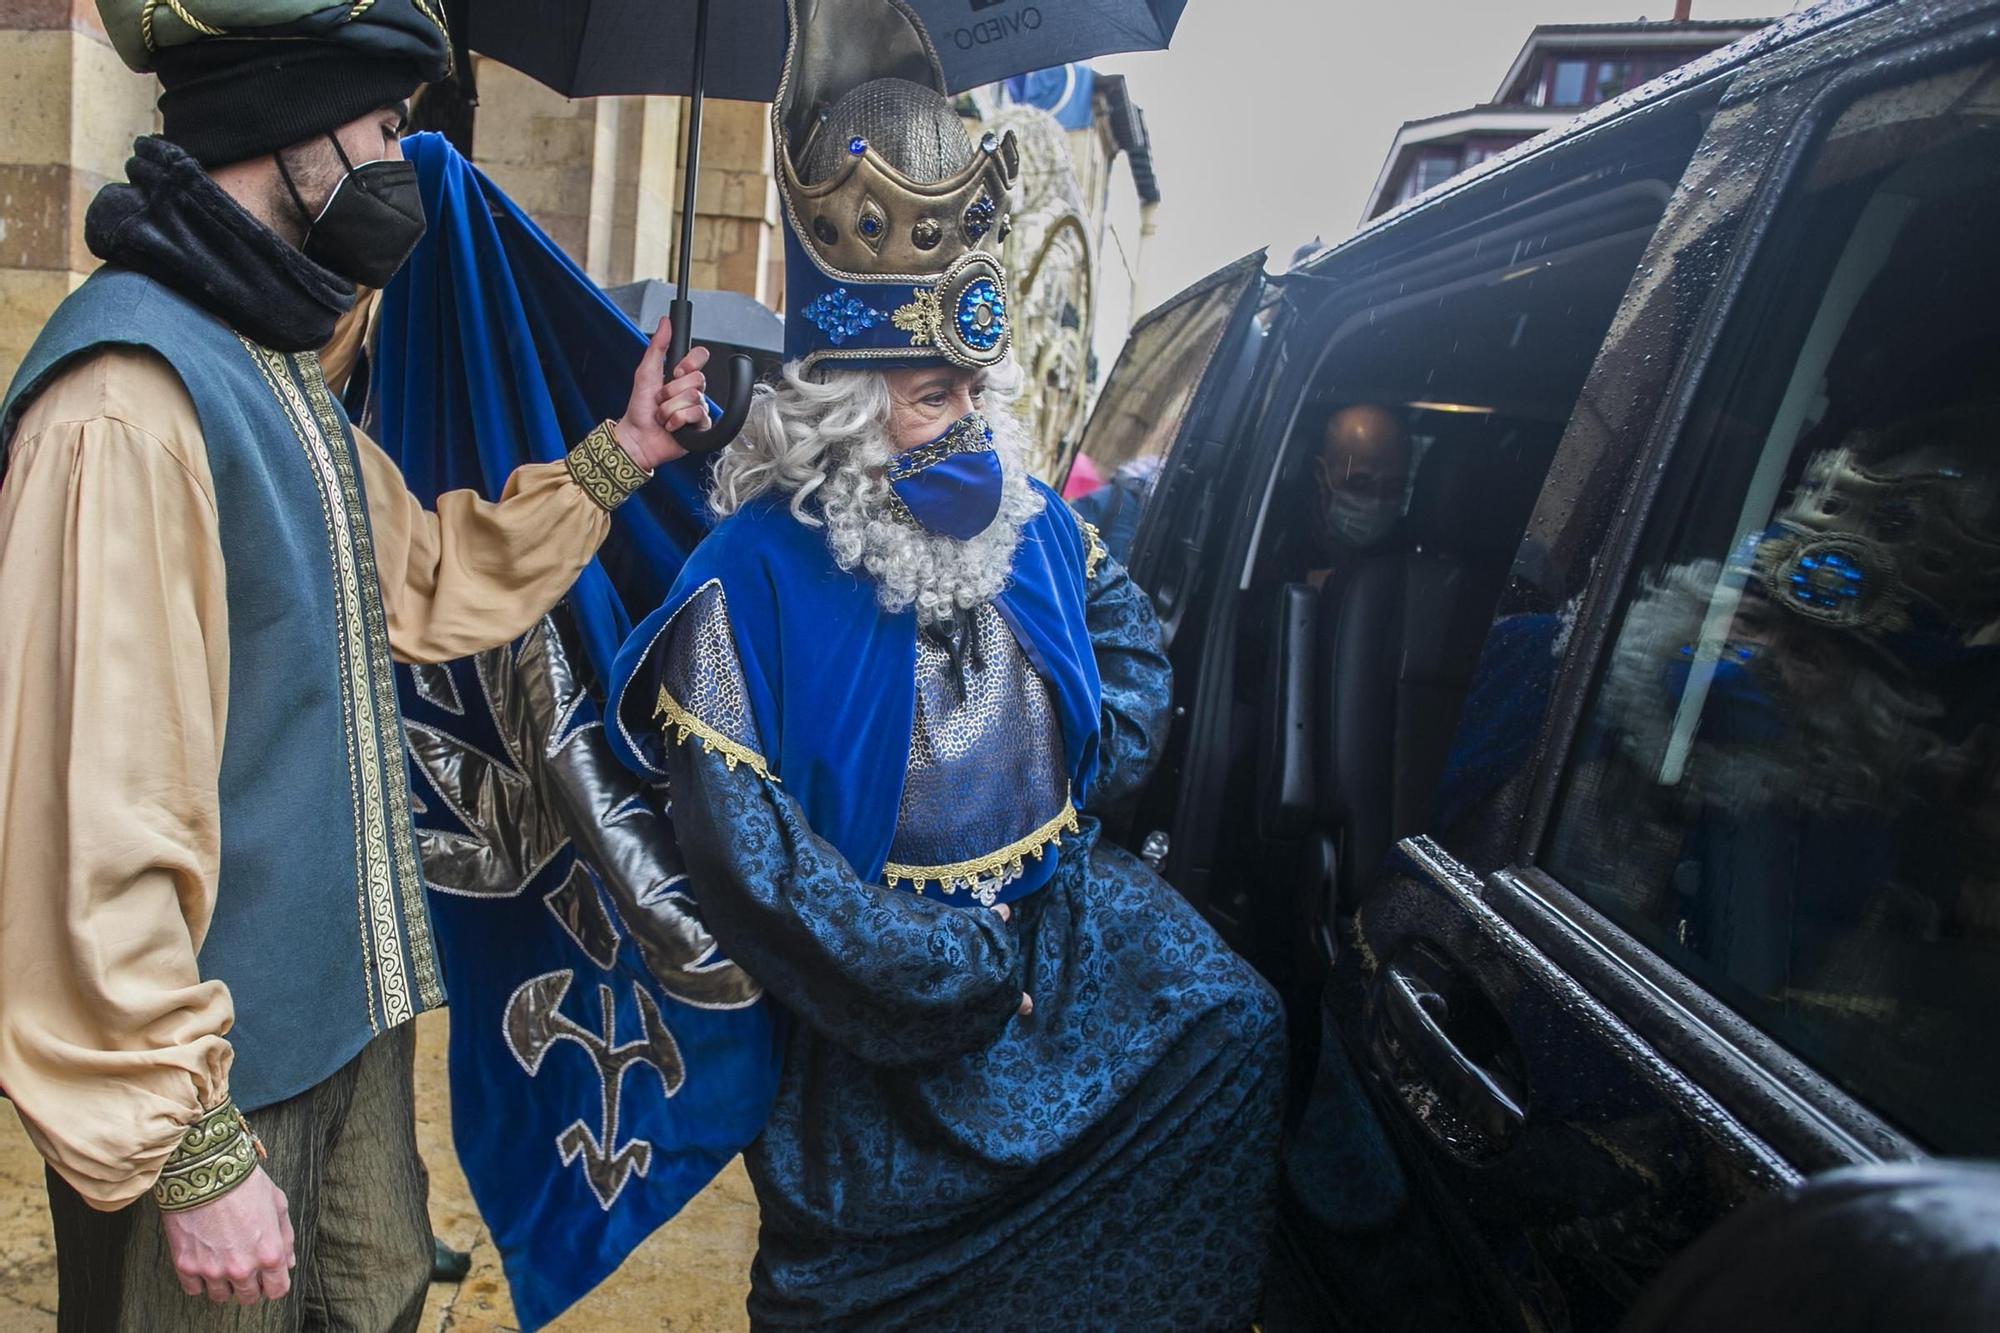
left=1094, top=0, right=1791, bottom=303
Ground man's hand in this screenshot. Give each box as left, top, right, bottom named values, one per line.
left=991, top=902, right=1033, bottom=1017
left=160, top=1166, right=295, bottom=1305
left=615, top=317, right=712, bottom=470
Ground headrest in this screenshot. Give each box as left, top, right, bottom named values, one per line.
left=1405, top=437, right=1545, bottom=562
left=1618, top=1161, right=2000, bottom=1333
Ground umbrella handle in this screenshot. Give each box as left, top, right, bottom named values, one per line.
left=667, top=294, right=754, bottom=454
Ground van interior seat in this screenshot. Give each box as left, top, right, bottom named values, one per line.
left=1314, top=435, right=1547, bottom=895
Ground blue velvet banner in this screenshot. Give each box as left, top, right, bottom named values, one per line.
left=374, top=132, right=716, bottom=685
left=371, top=133, right=778, bottom=1331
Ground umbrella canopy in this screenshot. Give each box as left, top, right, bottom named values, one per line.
left=458, top=0, right=1189, bottom=450
left=465, top=0, right=1188, bottom=102
left=605, top=282, right=784, bottom=356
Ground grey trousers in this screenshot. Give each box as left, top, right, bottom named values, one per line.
left=46, top=1024, right=431, bottom=1333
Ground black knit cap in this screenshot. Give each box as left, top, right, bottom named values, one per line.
left=158, top=41, right=428, bottom=168
left=100, top=0, right=453, bottom=167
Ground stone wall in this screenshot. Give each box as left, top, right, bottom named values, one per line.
left=0, top=42, right=783, bottom=388
left=469, top=60, right=779, bottom=309
left=0, top=0, right=156, bottom=385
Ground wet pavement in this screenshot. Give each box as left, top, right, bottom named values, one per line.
left=0, top=1011, right=757, bottom=1331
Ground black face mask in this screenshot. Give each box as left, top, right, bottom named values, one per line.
left=276, top=133, right=426, bottom=288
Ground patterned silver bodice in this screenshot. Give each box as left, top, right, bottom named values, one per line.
left=656, top=583, right=1074, bottom=904
left=884, top=604, right=1072, bottom=900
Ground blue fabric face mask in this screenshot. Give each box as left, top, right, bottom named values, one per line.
left=885, top=412, right=1004, bottom=541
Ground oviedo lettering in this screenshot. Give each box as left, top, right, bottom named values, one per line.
left=954, top=5, right=1042, bottom=48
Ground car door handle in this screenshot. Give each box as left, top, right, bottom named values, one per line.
left=1381, top=961, right=1528, bottom=1136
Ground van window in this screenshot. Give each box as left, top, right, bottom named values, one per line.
left=1544, top=62, right=2000, bottom=1153
left=1065, top=256, right=1260, bottom=567
left=1069, top=262, right=1251, bottom=480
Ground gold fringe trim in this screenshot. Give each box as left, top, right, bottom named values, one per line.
left=656, top=687, right=778, bottom=784
left=1079, top=519, right=1107, bottom=580
left=883, top=800, right=1081, bottom=893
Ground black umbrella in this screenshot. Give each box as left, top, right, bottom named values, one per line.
left=461, top=0, right=1189, bottom=449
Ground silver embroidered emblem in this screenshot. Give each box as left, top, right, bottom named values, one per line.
left=403, top=613, right=765, bottom=1210
left=505, top=970, right=686, bottom=1208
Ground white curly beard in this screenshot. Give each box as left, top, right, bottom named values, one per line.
left=818, top=410, right=1044, bottom=626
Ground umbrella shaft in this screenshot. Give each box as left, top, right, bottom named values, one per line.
left=674, top=0, right=712, bottom=312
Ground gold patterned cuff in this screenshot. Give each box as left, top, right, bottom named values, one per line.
left=152, top=1100, right=264, bottom=1213
left=566, top=420, right=653, bottom=511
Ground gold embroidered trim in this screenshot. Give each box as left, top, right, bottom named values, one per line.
left=141, top=0, right=225, bottom=53
left=656, top=687, right=778, bottom=784
left=892, top=286, right=944, bottom=347
left=295, top=354, right=442, bottom=1013
left=153, top=1101, right=265, bottom=1213
left=244, top=342, right=410, bottom=1027
left=883, top=800, right=1081, bottom=893
left=567, top=420, right=652, bottom=512
left=409, top=0, right=456, bottom=76
left=1079, top=519, right=1106, bottom=580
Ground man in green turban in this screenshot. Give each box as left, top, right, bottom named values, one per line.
left=0, top=3, right=712, bottom=1325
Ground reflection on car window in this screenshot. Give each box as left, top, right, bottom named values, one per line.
left=1545, top=62, right=2000, bottom=1154
left=1065, top=263, right=1254, bottom=565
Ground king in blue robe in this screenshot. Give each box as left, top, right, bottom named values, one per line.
left=601, top=2, right=1287, bottom=1326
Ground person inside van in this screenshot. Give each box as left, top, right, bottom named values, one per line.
left=1308, top=402, right=1413, bottom=587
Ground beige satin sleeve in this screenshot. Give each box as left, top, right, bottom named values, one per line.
left=353, top=428, right=613, bottom=665
left=0, top=349, right=235, bottom=1210
left=328, top=285, right=628, bottom=664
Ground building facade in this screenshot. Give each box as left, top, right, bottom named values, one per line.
left=1360, top=15, right=1768, bottom=224
left=0, top=23, right=1157, bottom=455
left=975, top=70, right=1161, bottom=477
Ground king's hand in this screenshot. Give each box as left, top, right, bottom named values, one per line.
left=615, top=317, right=712, bottom=470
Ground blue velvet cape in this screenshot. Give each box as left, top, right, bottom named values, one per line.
left=606, top=483, right=1103, bottom=895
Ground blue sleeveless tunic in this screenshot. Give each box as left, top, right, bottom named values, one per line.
left=1, top=269, right=443, bottom=1111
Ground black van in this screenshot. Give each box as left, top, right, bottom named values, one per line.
left=1064, top=0, right=2000, bottom=1327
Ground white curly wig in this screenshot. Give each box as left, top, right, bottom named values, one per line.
left=709, top=361, right=1043, bottom=625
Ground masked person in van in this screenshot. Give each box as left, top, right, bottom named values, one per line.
left=1309, top=403, right=1414, bottom=587
left=0, top=2, right=711, bottom=1323
left=604, top=2, right=1286, bottom=1326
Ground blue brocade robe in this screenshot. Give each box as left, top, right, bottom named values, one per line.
left=609, top=486, right=1284, bottom=1330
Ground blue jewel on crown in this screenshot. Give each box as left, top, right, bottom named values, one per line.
left=802, top=287, right=889, bottom=346
left=848, top=136, right=868, bottom=156
left=954, top=278, right=1005, bottom=353
left=963, top=192, right=997, bottom=243
left=1788, top=547, right=1866, bottom=611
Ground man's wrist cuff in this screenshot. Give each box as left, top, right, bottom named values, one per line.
left=567, top=420, right=652, bottom=511
left=153, top=1100, right=263, bottom=1213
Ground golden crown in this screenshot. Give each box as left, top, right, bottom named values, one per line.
left=774, top=0, right=1020, bottom=370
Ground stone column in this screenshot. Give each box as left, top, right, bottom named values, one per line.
left=470, top=59, right=699, bottom=294
left=682, top=99, right=779, bottom=308
left=0, top=0, right=157, bottom=384
left=471, top=58, right=615, bottom=277
left=606, top=95, right=683, bottom=290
